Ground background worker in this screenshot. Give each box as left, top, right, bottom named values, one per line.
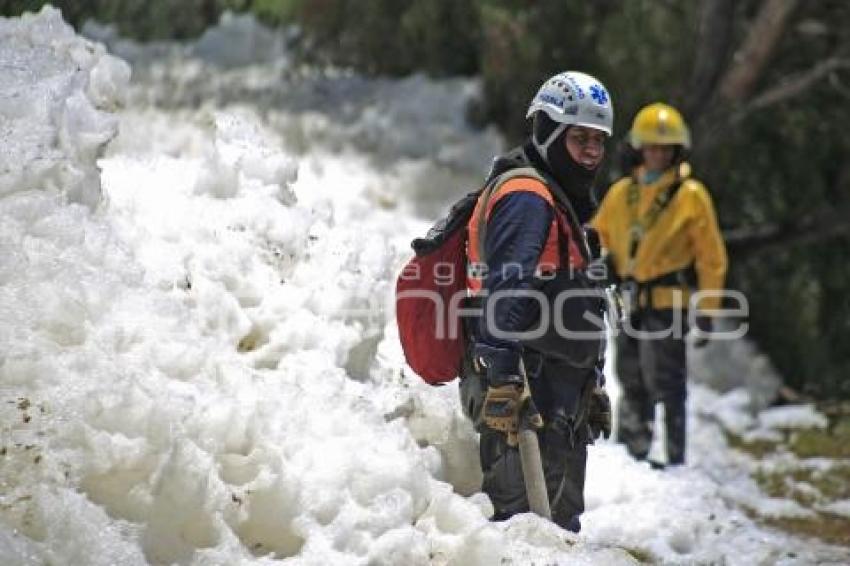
left=592, top=103, right=727, bottom=466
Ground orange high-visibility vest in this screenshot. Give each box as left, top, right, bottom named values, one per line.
left=466, top=174, right=585, bottom=293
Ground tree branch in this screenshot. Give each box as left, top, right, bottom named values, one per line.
left=745, top=57, right=850, bottom=112
left=829, top=71, right=850, bottom=99
left=697, top=56, right=850, bottom=152
left=725, top=205, right=850, bottom=258
left=717, top=0, right=800, bottom=103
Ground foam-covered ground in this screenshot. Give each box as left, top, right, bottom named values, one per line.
left=1, top=7, right=849, bottom=565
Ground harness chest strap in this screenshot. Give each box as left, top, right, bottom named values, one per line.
left=625, top=176, right=685, bottom=276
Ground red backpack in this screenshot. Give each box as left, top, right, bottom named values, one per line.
left=395, top=162, right=556, bottom=385
left=395, top=190, right=480, bottom=384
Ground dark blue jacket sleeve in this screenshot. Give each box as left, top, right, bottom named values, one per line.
left=474, top=191, right=553, bottom=378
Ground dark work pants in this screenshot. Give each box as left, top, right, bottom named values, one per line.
left=615, top=309, right=687, bottom=465
left=460, top=352, right=594, bottom=530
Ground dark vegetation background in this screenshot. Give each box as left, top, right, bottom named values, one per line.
left=3, top=0, right=850, bottom=401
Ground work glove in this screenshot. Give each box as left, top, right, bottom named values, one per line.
left=692, top=315, right=713, bottom=349
left=482, top=374, right=544, bottom=433
left=587, top=387, right=612, bottom=440
left=482, top=379, right=523, bottom=433
left=476, top=345, right=544, bottom=436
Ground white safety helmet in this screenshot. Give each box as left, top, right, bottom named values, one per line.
left=526, top=71, right=614, bottom=160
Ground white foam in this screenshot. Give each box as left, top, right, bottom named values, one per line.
left=0, top=6, right=129, bottom=208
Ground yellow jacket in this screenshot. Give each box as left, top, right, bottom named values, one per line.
left=592, top=164, right=728, bottom=312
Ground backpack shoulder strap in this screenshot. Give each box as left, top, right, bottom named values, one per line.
left=475, top=167, right=550, bottom=264
left=542, top=175, right=592, bottom=263
left=474, top=167, right=594, bottom=266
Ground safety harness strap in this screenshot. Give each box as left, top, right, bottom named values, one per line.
left=625, top=177, right=685, bottom=275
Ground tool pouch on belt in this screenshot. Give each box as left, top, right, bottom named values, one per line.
left=587, top=386, right=612, bottom=440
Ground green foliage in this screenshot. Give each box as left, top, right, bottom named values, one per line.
left=287, top=0, right=480, bottom=75
left=248, top=0, right=301, bottom=26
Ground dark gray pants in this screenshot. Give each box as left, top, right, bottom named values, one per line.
left=615, top=309, right=687, bottom=465
left=460, top=352, right=594, bottom=530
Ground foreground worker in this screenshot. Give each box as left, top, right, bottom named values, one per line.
left=460, top=71, right=614, bottom=531
left=592, top=103, right=728, bottom=466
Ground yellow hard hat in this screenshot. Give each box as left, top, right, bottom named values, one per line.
left=629, top=102, right=691, bottom=149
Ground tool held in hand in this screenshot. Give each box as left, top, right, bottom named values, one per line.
left=480, top=357, right=550, bottom=519
left=515, top=359, right=551, bottom=520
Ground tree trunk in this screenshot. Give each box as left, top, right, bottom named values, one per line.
left=691, top=0, right=800, bottom=161
left=684, top=0, right=735, bottom=118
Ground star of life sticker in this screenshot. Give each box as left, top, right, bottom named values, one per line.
left=590, top=84, right=609, bottom=106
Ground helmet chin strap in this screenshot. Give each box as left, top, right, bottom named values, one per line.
left=532, top=121, right=569, bottom=169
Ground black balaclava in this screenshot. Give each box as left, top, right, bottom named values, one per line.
left=528, top=112, right=599, bottom=223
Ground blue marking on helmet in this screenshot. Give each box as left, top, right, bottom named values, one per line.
left=590, top=84, right=608, bottom=106
left=540, top=93, right=565, bottom=108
